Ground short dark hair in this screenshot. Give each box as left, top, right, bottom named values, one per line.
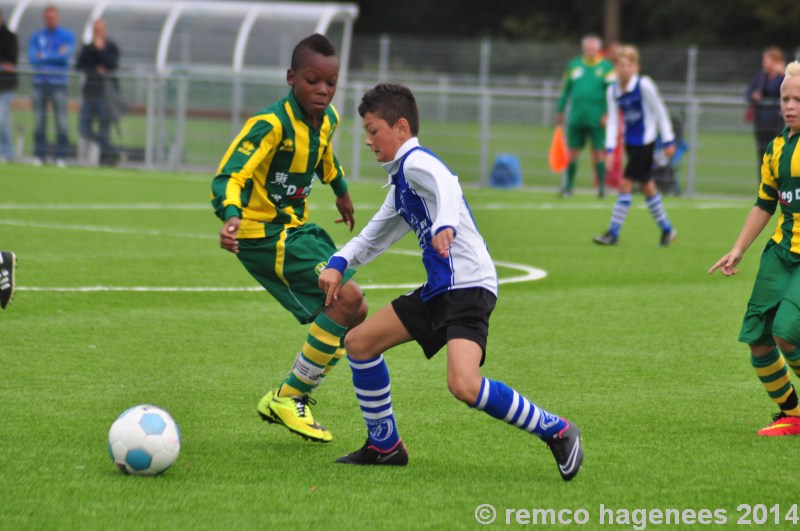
left=291, top=33, right=337, bottom=71
left=358, top=83, right=419, bottom=136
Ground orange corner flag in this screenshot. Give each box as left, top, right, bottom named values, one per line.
left=548, top=126, right=569, bottom=173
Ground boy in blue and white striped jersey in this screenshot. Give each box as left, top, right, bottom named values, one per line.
left=594, top=44, right=678, bottom=247
left=318, top=83, right=583, bottom=480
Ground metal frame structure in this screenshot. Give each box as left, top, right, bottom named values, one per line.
left=6, top=0, right=358, bottom=86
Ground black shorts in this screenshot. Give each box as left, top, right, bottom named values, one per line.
left=391, top=286, right=497, bottom=365
left=624, top=143, right=655, bottom=182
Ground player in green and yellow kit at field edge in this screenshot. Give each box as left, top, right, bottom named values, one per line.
left=710, top=61, right=800, bottom=437
left=211, top=34, right=367, bottom=443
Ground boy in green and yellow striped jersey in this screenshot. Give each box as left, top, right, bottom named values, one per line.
left=710, top=61, right=800, bottom=436
left=211, top=34, right=367, bottom=443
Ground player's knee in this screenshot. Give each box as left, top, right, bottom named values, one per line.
left=448, top=374, right=481, bottom=405
left=749, top=343, right=775, bottom=357
left=774, top=336, right=798, bottom=354
left=343, top=328, right=370, bottom=360
left=338, top=282, right=364, bottom=317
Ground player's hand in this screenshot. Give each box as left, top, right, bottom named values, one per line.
left=555, top=113, right=564, bottom=126
left=220, top=216, right=241, bottom=254
left=335, top=192, right=355, bottom=232
left=663, top=144, right=676, bottom=161
left=432, top=228, right=455, bottom=258
left=318, top=268, right=343, bottom=306
left=708, top=249, right=743, bottom=277
left=605, top=152, right=616, bottom=169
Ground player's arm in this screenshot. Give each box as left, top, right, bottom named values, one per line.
left=317, top=149, right=354, bottom=231
left=555, top=67, right=572, bottom=124
left=708, top=206, right=773, bottom=277
left=643, top=77, right=676, bottom=157
left=316, top=109, right=354, bottom=230
left=319, top=192, right=410, bottom=305
left=210, top=117, right=277, bottom=253
left=604, top=85, right=620, bottom=166
left=710, top=153, right=777, bottom=276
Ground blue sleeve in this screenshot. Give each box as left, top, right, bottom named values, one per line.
left=52, top=30, right=75, bottom=66
left=28, top=32, right=42, bottom=65
left=745, top=73, right=761, bottom=101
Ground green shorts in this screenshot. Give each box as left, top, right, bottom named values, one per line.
left=236, top=223, right=355, bottom=324
left=567, top=123, right=605, bottom=151
left=740, top=240, right=800, bottom=346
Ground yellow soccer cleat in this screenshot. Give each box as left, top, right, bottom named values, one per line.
left=268, top=393, right=332, bottom=443
left=257, top=390, right=279, bottom=424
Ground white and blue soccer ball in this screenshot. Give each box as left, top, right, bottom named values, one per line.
left=108, top=405, right=181, bottom=475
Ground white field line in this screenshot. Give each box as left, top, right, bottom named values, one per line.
left=18, top=256, right=545, bottom=292
left=6, top=222, right=545, bottom=292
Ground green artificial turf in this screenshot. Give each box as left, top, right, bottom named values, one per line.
left=1, top=164, right=797, bottom=530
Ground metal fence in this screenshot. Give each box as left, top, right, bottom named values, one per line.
left=8, top=36, right=775, bottom=197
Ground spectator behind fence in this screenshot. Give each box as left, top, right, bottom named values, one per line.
left=28, top=4, right=74, bottom=168
left=76, top=19, right=119, bottom=166
left=555, top=34, right=615, bottom=198
left=0, top=9, right=18, bottom=163
left=746, top=46, right=785, bottom=182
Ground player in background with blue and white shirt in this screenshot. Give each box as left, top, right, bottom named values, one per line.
left=594, top=44, right=678, bottom=247
left=318, top=83, right=583, bottom=480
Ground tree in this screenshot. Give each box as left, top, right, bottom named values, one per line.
left=352, top=0, right=800, bottom=49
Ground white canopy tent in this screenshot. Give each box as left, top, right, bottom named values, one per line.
left=4, top=0, right=358, bottom=84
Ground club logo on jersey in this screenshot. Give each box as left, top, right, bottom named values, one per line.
left=367, top=419, right=394, bottom=442
left=280, top=139, right=294, bottom=152
left=237, top=140, right=255, bottom=156
left=314, top=262, right=326, bottom=276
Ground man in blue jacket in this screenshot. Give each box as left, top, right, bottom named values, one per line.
left=28, top=5, right=74, bottom=167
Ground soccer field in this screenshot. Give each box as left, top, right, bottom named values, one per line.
left=1, top=164, right=797, bottom=530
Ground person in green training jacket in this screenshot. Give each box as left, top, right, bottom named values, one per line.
left=556, top=34, right=615, bottom=198
left=211, top=34, right=367, bottom=444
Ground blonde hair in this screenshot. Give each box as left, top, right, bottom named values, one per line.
left=785, top=61, right=800, bottom=79
left=782, top=61, right=800, bottom=93
left=615, top=45, right=640, bottom=64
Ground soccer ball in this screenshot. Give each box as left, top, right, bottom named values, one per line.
left=108, top=405, right=181, bottom=475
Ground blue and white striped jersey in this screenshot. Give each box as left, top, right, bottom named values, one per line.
left=332, top=138, right=498, bottom=300
left=605, top=74, right=674, bottom=151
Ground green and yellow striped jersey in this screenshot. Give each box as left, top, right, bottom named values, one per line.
left=757, top=127, right=800, bottom=254
left=211, top=90, right=347, bottom=239
left=556, top=55, right=615, bottom=127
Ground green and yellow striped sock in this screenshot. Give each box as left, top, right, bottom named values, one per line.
left=314, top=340, right=346, bottom=390
left=277, top=312, right=347, bottom=397
left=752, top=347, right=800, bottom=415
left=781, top=347, right=800, bottom=377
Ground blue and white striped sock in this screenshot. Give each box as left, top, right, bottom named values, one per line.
left=609, top=192, right=632, bottom=237
left=472, top=378, right=565, bottom=439
left=645, top=193, right=672, bottom=232
left=349, top=355, right=400, bottom=451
